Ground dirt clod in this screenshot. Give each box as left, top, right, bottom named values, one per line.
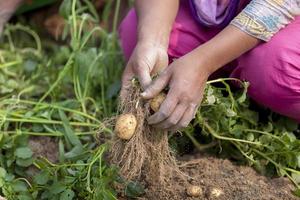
left=28, top=136, right=58, bottom=163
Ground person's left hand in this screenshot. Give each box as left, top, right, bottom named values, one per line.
left=141, top=53, right=210, bottom=131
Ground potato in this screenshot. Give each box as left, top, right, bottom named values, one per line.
left=186, top=185, right=202, bottom=197
left=150, top=93, right=166, bottom=112
left=115, top=114, right=137, bottom=140
left=210, top=188, right=223, bottom=198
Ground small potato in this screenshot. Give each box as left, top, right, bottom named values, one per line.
left=115, top=114, right=137, bottom=140
left=150, top=93, right=166, bottom=112
left=186, top=185, right=202, bottom=197
left=210, top=188, right=223, bottom=198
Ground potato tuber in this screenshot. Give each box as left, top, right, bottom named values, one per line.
left=150, top=93, right=166, bottom=112
left=115, top=114, right=137, bottom=140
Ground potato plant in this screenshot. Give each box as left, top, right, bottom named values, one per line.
left=0, top=0, right=299, bottom=199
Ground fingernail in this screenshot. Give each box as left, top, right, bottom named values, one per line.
left=141, top=92, right=147, bottom=97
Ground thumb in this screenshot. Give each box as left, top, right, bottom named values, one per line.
left=151, top=50, right=168, bottom=76
left=136, top=64, right=152, bottom=90
left=141, top=69, right=171, bottom=99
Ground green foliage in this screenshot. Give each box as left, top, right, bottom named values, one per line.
left=0, top=0, right=123, bottom=199
left=125, top=182, right=145, bottom=198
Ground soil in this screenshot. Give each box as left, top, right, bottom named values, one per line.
left=28, top=136, right=58, bottom=163
left=143, top=154, right=299, bottom=200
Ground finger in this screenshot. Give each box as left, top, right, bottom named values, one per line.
left=147, top=89, right=178, bottom=125
left=152, top=51, right=168, bottom=76
left=154, top=103, right=188, bottom=129
left=136, top=65, right=152, bottom=90
left=170, top=103, right=198, bottom=131
left=141, top=69, right=171, bottom=99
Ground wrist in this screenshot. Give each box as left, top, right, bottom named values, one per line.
left=187, top=47, right=221, bottom=76
left=191, top=25, right=260, bottom=75
left=137, top=30, right=170, bottom=51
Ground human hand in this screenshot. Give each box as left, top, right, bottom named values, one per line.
left=141, top=53, right=210, bottom=131
left=120, top=41, right=168, bottom=98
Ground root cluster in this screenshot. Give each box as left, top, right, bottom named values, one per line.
left=108, top=85, right=187, bottom=196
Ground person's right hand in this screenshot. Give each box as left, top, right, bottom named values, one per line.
left=120, top=41, right=168, bottom=98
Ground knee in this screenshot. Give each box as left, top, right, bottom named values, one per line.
left=245, top=69, right=300, bottom=122
left=235, top=38, right=300, bottom=121
left=118, top=9, right=138, bottom=60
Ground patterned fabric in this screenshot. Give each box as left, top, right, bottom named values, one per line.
left=231, top=0, right=300, bottom=41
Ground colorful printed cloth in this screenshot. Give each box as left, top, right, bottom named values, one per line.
left=189, top=0, right=300, bottom=41
left=231, top=0, right=300, bottom=41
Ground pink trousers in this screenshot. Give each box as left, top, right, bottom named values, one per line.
left=118, top=1, right=300, bottom=122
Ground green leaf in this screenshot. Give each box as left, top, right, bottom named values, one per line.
left=226, top=109, right=236, bottom=117
left=12, top=180, right=28, bottom=192
left=32, top=124, right=44, bottom=132
left=59, top=139, right=65, bottom=163
left=237, top=82, right=249, bottom=103
left=0, top=167, right=6, bottom=187
left=59, top=110, right=82, bottom=147
left=246, top=133, right=255, bottom=142
left=206, top=95, right=216, bottom=105
left=34, top=171, right=49, bottom=185
left=49, top=182, right=66, bottom=195
left=15, top=147, right=33, bottom=159
left=0, top=167, right=7, bottom=178
left=59, top=0, right=72, bottom=19
left=16, top=157, right=33, bottom=167
left=64, top=145, right=83, bottom=159
left=125, top=182, right=145, bottom=198
left=60, top=189, right=75, bottom=200
left=17, top=194, right=33, bottom=200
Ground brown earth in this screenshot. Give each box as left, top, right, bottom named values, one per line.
left=28, top=136, right=58, bottom=163
left=142, top=154, right=299, bottom=200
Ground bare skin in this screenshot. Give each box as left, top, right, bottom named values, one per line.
left=0, top=0, right=23, bottom=35
left=120, top=0, right=179, bottom=96
left=121, top=0, right=260, bottom=130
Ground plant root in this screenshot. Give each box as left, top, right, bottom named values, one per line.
left=106, top=84, right=187, bottom=196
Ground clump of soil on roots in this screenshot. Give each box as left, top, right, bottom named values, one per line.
left=106, top=85, right=298, bottom=200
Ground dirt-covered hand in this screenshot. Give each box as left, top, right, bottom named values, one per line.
left=120, top=42, right=168, bottom=99
left=141, top=53, right=210, bottom=130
